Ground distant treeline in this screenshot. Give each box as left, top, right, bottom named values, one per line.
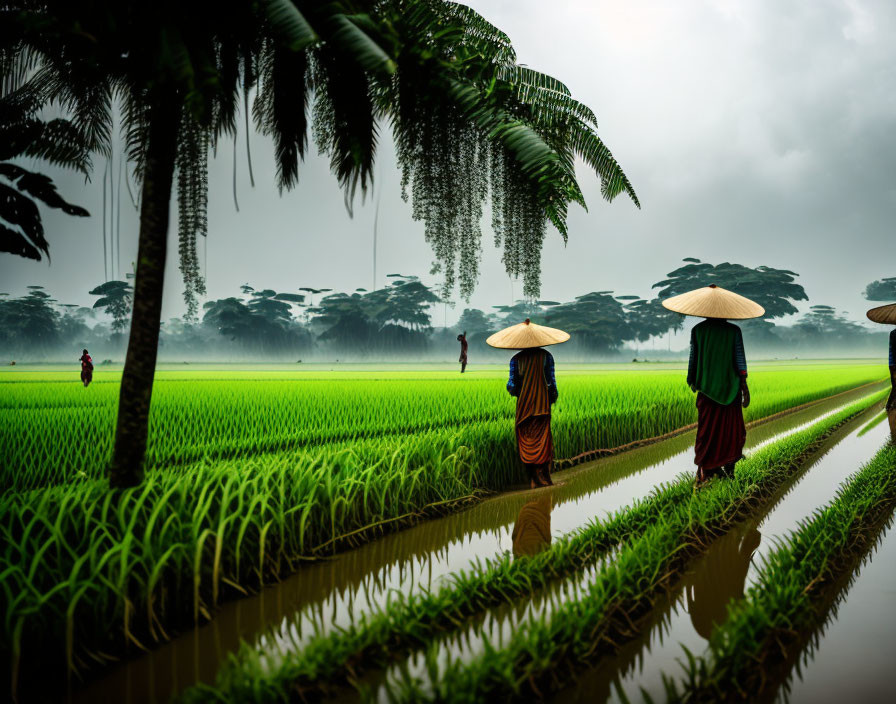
left=2, top=264, right=893, bottom=362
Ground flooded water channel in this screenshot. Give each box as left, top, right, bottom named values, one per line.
left=553, top=402, right=893, bottom=704
left=773, top=512, right=896, bottom=703
left=66, top=386, right=887, bottom=704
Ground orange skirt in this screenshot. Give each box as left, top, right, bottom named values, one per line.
left=516, top=415, right=553, bottom=465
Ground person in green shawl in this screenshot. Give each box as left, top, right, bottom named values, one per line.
left=662, top=285, right=764, bottom=484
left=687, top=318, right=750, bottom=482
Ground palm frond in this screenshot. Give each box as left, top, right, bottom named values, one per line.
left=0, top=163, right=89, bottom=216
left=441, top=2, right=517, bottom=64
left=311, top=48, right=378, bottom=206
left=571, top=122, right=640, bottom=207
left=0, top=181, right=47, bottom=260
left=497, top=67, right=599, bottom=130
left=253, top=39, right=310, bottom=191
left=328, top=13, right=396, bottom=77
left=263, top=0, right=318, bottom=51
left=176, top=111, right=209, bottom=321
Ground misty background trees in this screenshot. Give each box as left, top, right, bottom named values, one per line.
left=4, top=261, right=890, bottom=361
left=864, top=278, right=896, bottom=302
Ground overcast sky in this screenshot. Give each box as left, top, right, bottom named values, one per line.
left=2, top=0, right=894, bottom=328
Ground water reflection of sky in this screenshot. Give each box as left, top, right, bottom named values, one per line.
left=593, top=405, right=891, bottom=704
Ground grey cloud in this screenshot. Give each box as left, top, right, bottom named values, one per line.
left=1, top=0, right=893, bottom=328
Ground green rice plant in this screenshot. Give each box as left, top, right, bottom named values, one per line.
left=0, top=367, right=886, bottom=695
left=369, top=395, right=886, bottom=704
left=1, top=366, right=886, bottom=490
left=174, top=393, right=887, bottom=704
left=659, top=441, right=896, bottom=703
left=1, top=432, right=483, bottom=689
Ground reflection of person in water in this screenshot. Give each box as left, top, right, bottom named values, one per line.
left=511, top=493, right=552, bottom=557
left=686, top=525, right=761, bottom=640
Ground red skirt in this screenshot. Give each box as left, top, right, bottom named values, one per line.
left=516, top=415, right=553, bottom=466
left=694, top=393, right=745, bottom=471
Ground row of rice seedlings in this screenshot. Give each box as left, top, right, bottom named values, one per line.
left=659, top=440, right=896, bottom=703
left=8, top=388, right=883, bottom=692
left=158, top=388, right=862, bottom=701
left=1, top=432, right=488, bottom=692
left=373, top=396, right=888, bottom=703
left=173, top=393, right=886, bottom=704
left=3, top=367, right=886, bottom=490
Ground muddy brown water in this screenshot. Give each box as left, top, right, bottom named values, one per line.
left=551, top=402, right=892, bottom=704
left=63, top=387, right=884, bottom=704
left=374, top=399, right=890, bottom=702
left=772, top=511, right=896, bottom=703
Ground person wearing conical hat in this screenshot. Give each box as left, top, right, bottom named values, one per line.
left=865, top=303, right=896, bottom=437
left=487, top=319, right=570, bottom=489
left=663, top=285, right=764, bottom=484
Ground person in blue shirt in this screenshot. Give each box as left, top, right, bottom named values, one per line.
left=507, top=344, right=558, bottom=488
left=865, top=303, right=896, bottom=441
left=889, top=326, right=895, bottom=411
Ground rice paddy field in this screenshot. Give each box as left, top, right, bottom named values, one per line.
left=1, top=360, right=894, bottom=703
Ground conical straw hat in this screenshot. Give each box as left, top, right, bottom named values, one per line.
left=661, top=284, right=764, bottom=320
left=486, top=318, right=570, bottom=349
left=866, top=303, right=896, bottom=325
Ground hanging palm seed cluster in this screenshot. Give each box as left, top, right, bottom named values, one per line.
left=1, top=0, right=638, bottom=318
left=385, top=2, right=640, bottom=300
left=175, top=116, right=209, bottom=321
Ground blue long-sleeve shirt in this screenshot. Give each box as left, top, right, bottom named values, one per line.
left=507, top=349, right=558, bottom=403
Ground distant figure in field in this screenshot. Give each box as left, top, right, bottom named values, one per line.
left=662, top=285, right=764, bottom=484
left=511, top=493, right=553, bottom=557
left=79, top=348, right=93, bottom=387
left=487, top=318, right=570, bottom=489
left=457, top=331, right=468, bottom=373
left=865, top=303, right=896, bottom=440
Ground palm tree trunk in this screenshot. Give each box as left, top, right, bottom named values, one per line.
left=109, top=98, right=179, bottom=488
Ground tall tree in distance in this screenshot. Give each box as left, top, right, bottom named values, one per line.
left=618, top=295, right=684, bottom=343
left=0, top=286, right=60, bottom=350
left=492, top=300, right=558, bottom=324
left=456, top=308, right=499, bottom=336
left=795, top=305, right=866, bottom=344
left=653, top=259, right=808, bottom=342
left=863, top=277, right=896, bottom=301
left=652, top=259, right=808, bottom=318
left=90, top=281, right=133, bottom=339
left=545, top=291, right=633, bottom=353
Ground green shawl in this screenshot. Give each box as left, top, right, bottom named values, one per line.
left=692, top=320, right=741, bottom=405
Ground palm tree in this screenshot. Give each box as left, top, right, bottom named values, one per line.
left=3, top=0, right=639, bottom=487
left=0, top=84, right=90, bottom=259
left=89, top=280, right=134, bottom=336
